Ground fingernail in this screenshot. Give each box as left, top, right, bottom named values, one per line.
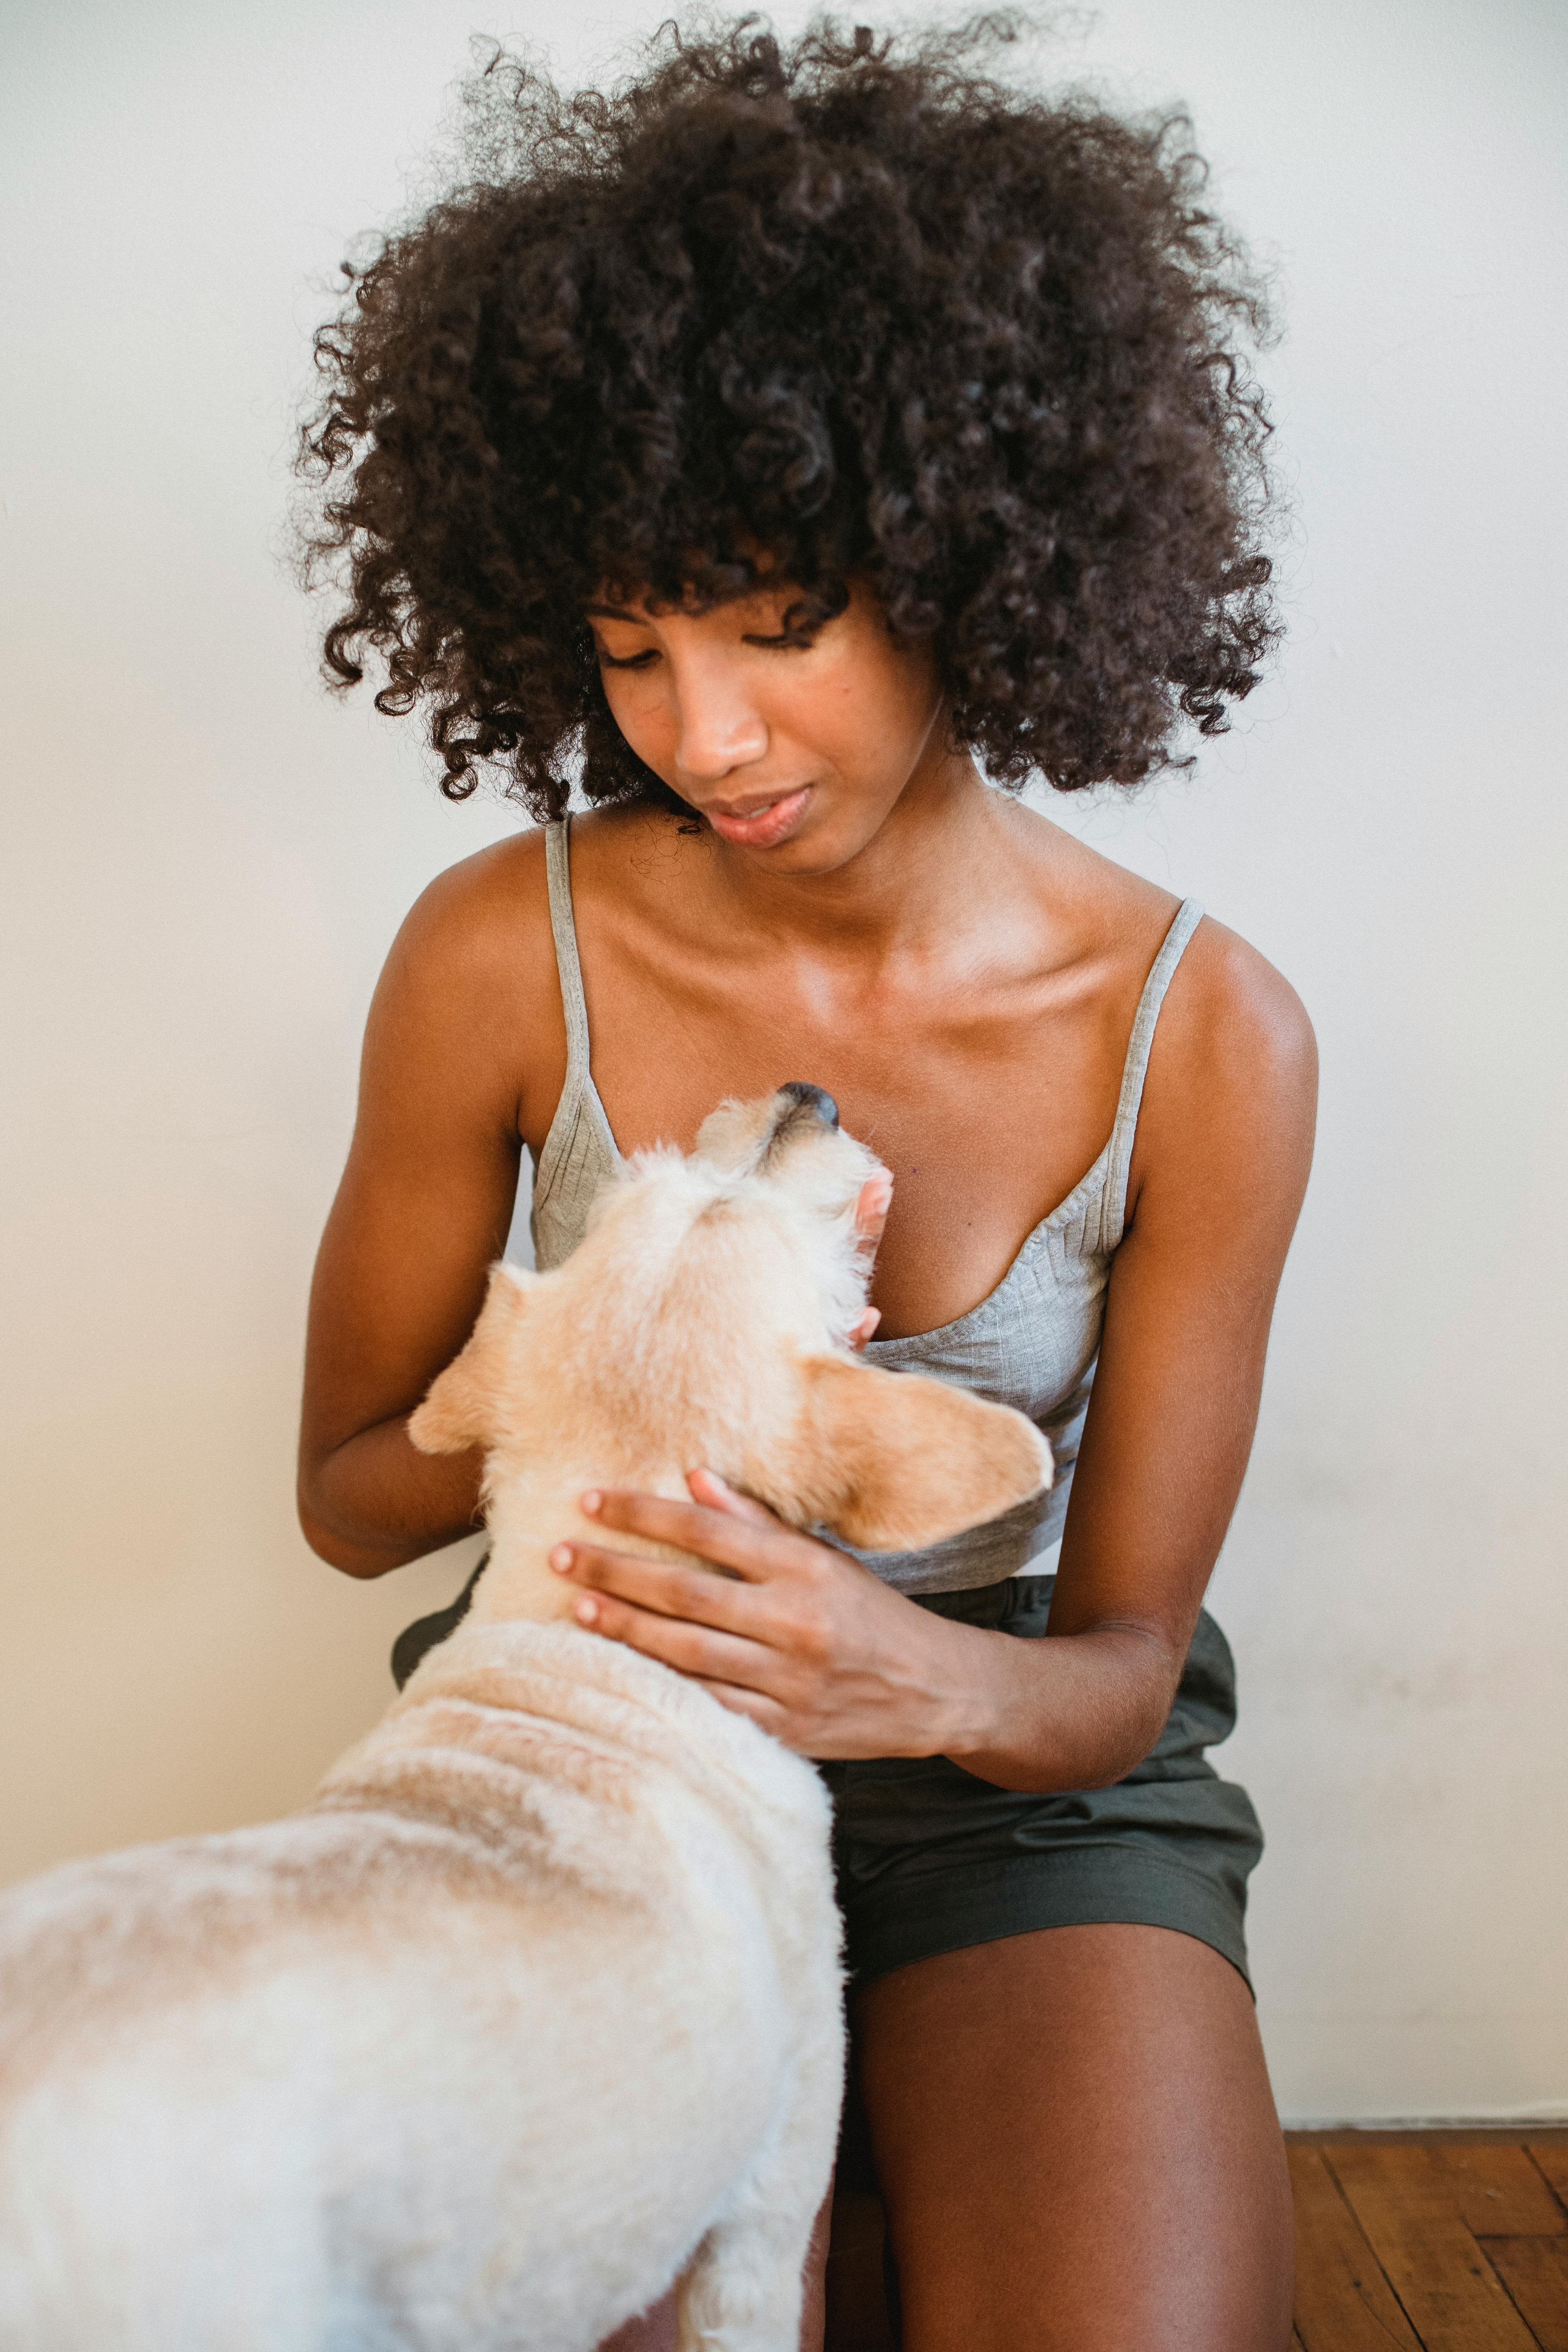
left=549, top=1544, right=573, bottom=1573
left=581, top=1490, right=602, bottom=1515
left=574, top=1597, right=598, bottom=1625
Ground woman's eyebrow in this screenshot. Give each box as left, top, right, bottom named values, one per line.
left=584, top=603, right=645, bottom=622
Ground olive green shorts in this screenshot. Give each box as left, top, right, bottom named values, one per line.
left=817, top=1576, right=1263, bottom=1992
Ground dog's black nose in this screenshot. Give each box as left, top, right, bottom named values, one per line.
left=777, top=1082, right=840, bottom=1131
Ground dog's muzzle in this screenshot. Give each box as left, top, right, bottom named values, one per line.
left=776, top=1082, right=840, bottom=1132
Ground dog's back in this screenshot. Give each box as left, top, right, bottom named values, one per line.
left=0, top=1621, right=842, bottom=2352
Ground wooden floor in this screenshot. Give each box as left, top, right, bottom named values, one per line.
left=1290, top=2131, right=1568, bottom=2352
left=823, top=2130, right=1568, bottom=2349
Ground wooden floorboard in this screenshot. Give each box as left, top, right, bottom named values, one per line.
left=1322, top=2140, right=1539, bottom=2349
left=1437, top=2147, right=1567, bottom=2239
left=1290, top=2140, right=1425, bottom=2349
left=1532, top=2148, right=1568, bottom=2212
left=1479, top=2239, right=1568, bottom=2352
left=1290, top=2132, right=1568, bottom=2352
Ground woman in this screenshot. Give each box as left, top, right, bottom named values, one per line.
left=297, top=22, right=1315, bottom=2348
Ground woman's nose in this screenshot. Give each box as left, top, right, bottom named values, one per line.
left=670, top=656, right=768, bottom=782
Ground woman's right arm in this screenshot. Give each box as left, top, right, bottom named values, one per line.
left=298, top=836, right=563, bottom=1577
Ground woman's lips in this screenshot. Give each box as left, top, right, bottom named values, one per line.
left=703, top=783, right=814, bottom=848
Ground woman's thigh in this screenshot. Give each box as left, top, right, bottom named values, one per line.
left=854, top=1922, right=1294, bottom=2352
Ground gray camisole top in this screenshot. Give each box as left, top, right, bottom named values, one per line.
left=525, top=818, right=1203, bottom=1597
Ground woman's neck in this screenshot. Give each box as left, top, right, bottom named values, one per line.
left=684, top=751, right=1040, bottom=967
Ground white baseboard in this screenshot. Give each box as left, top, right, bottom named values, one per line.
left=1282, top=2100, right=1568, bottom=2131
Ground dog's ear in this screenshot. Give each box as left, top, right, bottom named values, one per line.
left=791, top=1355, right=1052, bottom=1552
left=408, top=1264, right=536, bottom=1455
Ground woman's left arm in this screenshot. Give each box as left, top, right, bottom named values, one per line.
left=956, top=920, right=1318, bottom=1788
left=551, top=923, right=1316, bottom=1792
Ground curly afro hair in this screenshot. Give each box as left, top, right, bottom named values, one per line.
left=298, top=13, right=1279, bottom=818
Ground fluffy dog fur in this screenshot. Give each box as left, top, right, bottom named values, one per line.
left=0, top=1091, right=1050, bottom=2351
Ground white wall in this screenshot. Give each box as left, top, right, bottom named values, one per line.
left=2, top=0, right=1563, bottom=2123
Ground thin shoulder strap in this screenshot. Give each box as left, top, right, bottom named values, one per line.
left=544, top=817, right=591, bottom=1079
left=533, top=816, right=622, bottom=1240
left=1104, top=898, right=1205, bottom=1238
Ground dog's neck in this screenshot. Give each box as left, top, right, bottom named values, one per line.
left=471, top=1459, right=721, bottom=1626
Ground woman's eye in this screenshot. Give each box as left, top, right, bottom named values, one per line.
left=741, top=632, right=812, bottom=653
left=597, top=646, right=659, bottom=670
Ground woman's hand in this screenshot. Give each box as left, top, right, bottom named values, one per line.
left=548, top=1470, right=999, bottom=1761
left=846, top=1165, right=892, bottom=1348
left=544, top=1162, right=1002, bottom=1760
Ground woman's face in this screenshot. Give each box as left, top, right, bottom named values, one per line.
left=586, top=576, right=955, bottom=872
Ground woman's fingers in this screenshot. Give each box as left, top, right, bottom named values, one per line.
left=685, top=1467, right=780, bottom=1526
left=552, top=1537, right=753, bottom=1632
left=854, top=1171, right=894, bottom=1250
left=849, top=1172, right=892, bottom=1347
left=557, top=1568, right=786, bottom=1695
left=580, top=1486, right=821, bottom=1583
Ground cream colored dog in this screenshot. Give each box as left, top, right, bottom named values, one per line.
left=0, top=1086, right=1050, bottom=2352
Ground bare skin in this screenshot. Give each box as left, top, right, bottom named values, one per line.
left=299, top=577, right=1316, bottom=2347
left=853, top=1926, right=1296, bottom=2352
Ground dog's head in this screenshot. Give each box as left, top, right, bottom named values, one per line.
left=409, top=1085, right=1050, bottom=1553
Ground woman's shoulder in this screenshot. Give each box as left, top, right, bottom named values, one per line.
left=1128, top=899, right=1318, bottom=1228
left=1007, top=798, right=1312, bottom=1067
left=999, top=796, right=1181, bottom=968
left=1178, top=912, right=1316, bottom=1078
left=999, top=800, right=1315, bottom=1217
left=387, top=825, right=554, bottom=993
left=371, top=826, right=567, bottom=1145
